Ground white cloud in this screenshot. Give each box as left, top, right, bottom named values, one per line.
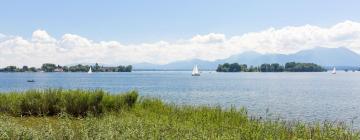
left=190, top=33, right=226, bottom=43
left=0, top=33, right=5, bottom=39
left=31, top=30, right=56, bottom=43
left=1, top=20, right=360, bottom=67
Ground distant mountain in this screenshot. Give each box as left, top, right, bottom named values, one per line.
left=134, top=59, right=217, bottom=70
left=289, top=47, right=360, bottom=66
left=133, top=47, right=360, bottom=70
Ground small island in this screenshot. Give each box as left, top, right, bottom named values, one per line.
left=0, top=63, right=132, bottom=72
left=216, top=62, right=326, bottom=72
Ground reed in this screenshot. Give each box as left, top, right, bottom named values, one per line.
left=0, top=89, right=359, bottom=139
left=0, top=89, right=138, bottom=117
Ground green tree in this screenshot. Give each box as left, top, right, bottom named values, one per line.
left=240, top=64, right=247, bottom=72
left=41, top=63, right=57, bottom=72
left=285, top=62, right=325, bottom=72
left=22, top=66, right=29, bottom=72
left=260, top=64, right=271, bottom=72
left=229, top=63, right=241, bottom=72
left=94, top=63, right=101, bottom=72
left=62, top=66, right=69, bottom=72
left=270, top=63, right=284, bottom=72
left=29, top=67, right=37, bottom=72
left=125, top=65, right=132, bottom=72
left=4, top=66, right=17, bottom=72
left=248, top=66, right=258, bottom=72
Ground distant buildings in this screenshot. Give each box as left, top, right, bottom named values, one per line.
left=54, top=68, right=64, bottom=72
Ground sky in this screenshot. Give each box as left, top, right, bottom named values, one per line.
left=1, top=0, right=360, bottom=67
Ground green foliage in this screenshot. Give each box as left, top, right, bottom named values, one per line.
left=68, top=64, right=89, bottom=72
left=0, top=66, right=18, bottom=72
left=0, top=97, right=359, bottom=139
left=29, top=67, right=37, bottom=72
left=260, top=63, right=285, bottom=72
left=285, top=62, right=326, bottom=72
left=0, top=89, right=138, bottom=117
left=117, top=65, right=132, bottom=72
left=22, top=66, right=29, bottom=71
left=217, top=62, right=326, bottom=72
left=101, top=90, right=138, bottom=112
left=217, top=63, right=250, bottom=72
left=66, top=64, right=132, bottom=72
left=93, top=63, right=101, bottom=71
left=62, top=66, right=69, bottom=72
left=0, top=63, right=132, bottom=72
left=41, top=63, right=57, bottom=72
left=0, top=65, right=35, bottom=72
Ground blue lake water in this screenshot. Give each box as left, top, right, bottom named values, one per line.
left=1, top=71, right=360, bottom=126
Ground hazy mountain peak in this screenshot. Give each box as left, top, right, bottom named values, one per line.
left=134, top=47, right=360, bottom=70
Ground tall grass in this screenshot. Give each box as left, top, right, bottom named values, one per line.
left=0, top=89, right=138, bottom=117
left=0, top=89, right=359, bottom=139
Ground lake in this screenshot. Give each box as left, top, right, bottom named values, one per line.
left=1, top=71, right=360, bottom=127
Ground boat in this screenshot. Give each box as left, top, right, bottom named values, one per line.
left=88, top=67, right=92, bottom=74
left=192, top=65, right=200, bottom=76
left=331, top=67, right=336, bottom=74
left=27, top=80, right=35, bottom=82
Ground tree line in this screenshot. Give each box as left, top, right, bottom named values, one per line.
left=0, top=63, right=132, bottom=72
left=216, top=62, right=326, bottom=72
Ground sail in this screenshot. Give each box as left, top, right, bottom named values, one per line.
left=88, top=67, right=92, bottom=74
left=192, top=65, right=200, bottom=75
left=332, top=67, right=336, bottom=74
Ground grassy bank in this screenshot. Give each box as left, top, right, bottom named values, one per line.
left=0, top=89, right=138, bottom=117
left=0, top=89, right=359, bottom=139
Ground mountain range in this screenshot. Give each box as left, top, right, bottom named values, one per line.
left=133, top=47, right=360, bottom=70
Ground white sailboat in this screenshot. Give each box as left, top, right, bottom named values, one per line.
left=192, top=65, right=200, bottom=76
left=88, top=67, right=92, bottom=74
left=331, top=67, right=336, bottom=74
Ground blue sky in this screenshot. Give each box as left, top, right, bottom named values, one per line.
left=1, top=0, right=360, bottom=43
left=1, top=0, right=360, bottom=67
